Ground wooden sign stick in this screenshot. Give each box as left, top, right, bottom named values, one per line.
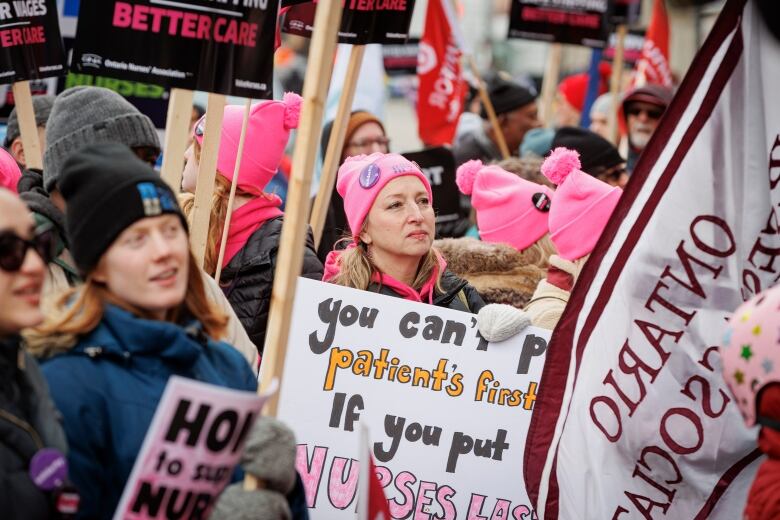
left=608, top=24, right=628, bottom=145
left=539, top=43, right=563, bottom=128
left=468, top=56, right=510, bottom=159
left=160, top=88, right=195, bottom=192
left=190, top=93, right=226, bottom=269
left=214, top=98, right=253, bottom=284
left=310, top=44, right=366, bottom=248
left=11, top=81, right=43, bottom=171
left=258, top=0, right=344, bottom=415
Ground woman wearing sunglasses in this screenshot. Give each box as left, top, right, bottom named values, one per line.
left=180, top=94, right=323, bottom=355
left=0, top=189, right=71, bottom=519
left=27, top=144, right=257, bottom=518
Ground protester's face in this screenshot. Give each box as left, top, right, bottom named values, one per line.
left=181, top=143, right=199, bottom=193
left=0, top=191, right=46, bottom=335
left=501, top=103, right=542, bottom=153
left=554, top=93, right=581, bottom=128
left=343, top=122, right=389, bottom=160
left=589, top=113, right=610, bottom=139
left=9, top=126, right=46, bottom=168
left=596, top=164, right=629, bottom=189
left=92, top=215, right=189, bottom=320
left=361, top=176, right=435, bottom=263
left=626, top=101, right=664, bottom=150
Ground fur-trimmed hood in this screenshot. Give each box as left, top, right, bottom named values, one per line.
left=434, top=237, right=547, bottom=309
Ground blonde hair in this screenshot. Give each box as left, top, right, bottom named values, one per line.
left=522, top=234, right=557, bottom=268
left=329, top=237, right=444, bottom=295
left=179, top=141, right=256, bottom=276
left=28, top=251, right=228, bottom=357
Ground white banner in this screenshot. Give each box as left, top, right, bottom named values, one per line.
left=524, top=1, right=780, bottom=518
left=277, top=278, right=550, bottom=519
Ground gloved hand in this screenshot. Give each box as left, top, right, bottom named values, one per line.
left=477, top=304, right=532, bottom=343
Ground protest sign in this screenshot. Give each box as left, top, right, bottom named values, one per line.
left=113, top=377, right=268, bottom=520
left=604, top=30, right=645, bottom=66
left=507, top=0, right=610, bottom=48
left=276, top=278, right=549, bottom=518
left=383, top=38, right=419, bottom=76
left=524, top=0, right=779, bottom=518
left=0, top=0, right=65, bottom=84
left=71, top=0, right=278, bottom=98
left=609, top=0, right=641, bottom=26
left=402, top=147, right=461, bottom=229
left=283, top=0, right=416, bottom=45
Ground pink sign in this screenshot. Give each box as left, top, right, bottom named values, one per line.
left=113, top=377, right=267, bottom=519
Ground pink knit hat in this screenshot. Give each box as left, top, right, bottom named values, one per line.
left=541, top=147, right=621, bottom=261
left=456, top=160, right=553, bottom=251
left=194, top=92, right=302, bottom=195
left=336, top=152, right=432, bottom=238
left=0, top=147, right=21, bottom=193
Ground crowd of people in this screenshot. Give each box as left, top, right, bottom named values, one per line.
left=0, top=54, right=775, bottom=519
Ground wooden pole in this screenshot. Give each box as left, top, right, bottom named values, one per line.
left=310, top=44, right=365, bottom=248
left=11, top=82, right=43, bottom=171
left=190, top=93, right=226, bottom=269
left=539, top=43, right=563, bottom=128
left=160, top=88, right=195, bottom=192
left=608, top=25, right=628, bottom=145
left=214, top=98, right=253, bottom=284
left=468, top=56, right=510, bottom=159
left=258, top=0, right=343, bottom=416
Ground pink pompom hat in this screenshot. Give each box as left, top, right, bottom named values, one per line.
left=456, top=160, right=553, bottom=252
left=0, top=147, right=21, bottom=193
left=336, top=152, right=432, bottom=239
left=194, top=92, right=302, bottom=195
left=541, top=147, right=622, bottom=261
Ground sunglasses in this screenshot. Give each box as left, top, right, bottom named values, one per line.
left=626, top=106, right=664, bottom=120
left=0, top=227, right=55, bottom=272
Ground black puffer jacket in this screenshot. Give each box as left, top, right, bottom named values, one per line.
left=0, top=336, right=69, bottom=519
left=371, top=270, right=485, bottom=313
left=220, top=217, right=324, bottom=353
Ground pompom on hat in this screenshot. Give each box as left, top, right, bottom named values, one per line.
left=0, top=147, right=21, bottom=193
left=456, top=160, right=553, bottom=252
left=336, top=152, right=432, bottom=239
left=195, top=92, right=302, bottom=195
left=541, top=147, right=622, bottom=261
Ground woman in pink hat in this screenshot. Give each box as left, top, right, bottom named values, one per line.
left=323, top=152, right=485, bottom=312
left=523, top=147, right=622, bottom=330
left=181, top=93, right=323, bottom=355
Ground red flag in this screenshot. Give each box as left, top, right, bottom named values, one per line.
left=359, top=427, right=391, bottom=520
left=417, top=0, right=466, bottom=147
left=635, top=0, right=673, bottom=87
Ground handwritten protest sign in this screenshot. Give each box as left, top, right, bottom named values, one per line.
left=507, top=0, right=610, bottom=48
left=283, top=0, right=416, bottom=44
left=0, top=0, right=65, bottom=84
left=276, top=278, right=549, bottom=518
left=113, top=377, right=268, bottom=520
left=71, top=0, right=278, bottom=97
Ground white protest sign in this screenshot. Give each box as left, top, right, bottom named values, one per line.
left=277, top=278, right=549, bottom=519
left=113, top=377, right=268, bottom=520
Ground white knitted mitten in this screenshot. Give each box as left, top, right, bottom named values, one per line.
left=476, top=304, right=532, bottom=343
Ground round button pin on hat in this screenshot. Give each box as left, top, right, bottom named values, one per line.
left=359, top=162, right=381, bottom=189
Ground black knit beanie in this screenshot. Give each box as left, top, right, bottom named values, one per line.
left=480, top=79, right=537, bottom=119
left=551, top=126, right=624, bottom=173
left=59, top=143, right=186, bottom=275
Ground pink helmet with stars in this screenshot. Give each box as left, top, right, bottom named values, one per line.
left=720, top=284, right=780, bottom=427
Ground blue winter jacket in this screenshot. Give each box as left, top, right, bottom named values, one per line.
left=40, top=304, right=257, bottom=519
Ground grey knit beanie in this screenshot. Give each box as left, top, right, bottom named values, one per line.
left=43, top=86, right=160, bottom=192
left=4, top=95, right=55, bottom=148
left=209, top=485, right=292, bottom=520
left=241, top=417, right=297, bottom=494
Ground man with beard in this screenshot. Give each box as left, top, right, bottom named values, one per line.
left=621, top=84, right=673, bottom=173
